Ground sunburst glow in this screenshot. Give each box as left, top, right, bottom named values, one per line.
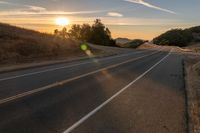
left=55, top=17, right=70, bottom=26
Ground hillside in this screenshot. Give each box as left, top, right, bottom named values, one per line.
left=115, top=37, right=132, bottom=44
left=124, top=39, right=148, bottom=48
left=153, top=26, right=200, bottom=47
left=0, top=23, right=83, bottom=64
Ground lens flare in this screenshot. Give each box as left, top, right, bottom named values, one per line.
left=80, top=44, right=88, bottom=51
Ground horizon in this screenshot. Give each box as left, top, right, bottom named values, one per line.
left=0, top=0, right=200, bottom=40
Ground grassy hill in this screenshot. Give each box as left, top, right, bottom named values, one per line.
left=153, top=26, right=200, bottom=47
left=0, top=23, right=82, bottom=64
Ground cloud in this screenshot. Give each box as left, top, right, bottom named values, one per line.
left=124, top=0, right=176, bottom=14
left=0, top=1, right=105, bottom=15
left=26, top=6, right=46, bottom=12
left=0, top=1, right=47, bottom=12
left=0, top=10, right=107, bottom=16
left=0, top=1, right=9, bottom=4
left=107, top=12, right=123, bottom=17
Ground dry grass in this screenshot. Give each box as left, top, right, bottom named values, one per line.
left=0, top=23, right=84, bottom=64
left=186, top=43, right=200, bottom=53
left=193, top=48, right=200, bottom=53
left=185, top=58, right=200, bottom=133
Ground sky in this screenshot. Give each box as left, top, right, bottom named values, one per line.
left=0, top=0, right=200, bottom=40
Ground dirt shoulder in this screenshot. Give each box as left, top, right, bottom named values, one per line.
left=184, top=56, right=200, bottom=133
left=0, top=44, right=133, bottom=74
left=186, top=43, right=200, bottom=53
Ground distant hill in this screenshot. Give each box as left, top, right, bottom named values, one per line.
left=123, top=39, right=148, bottom=48
left=115, top=38, right=132, bottom=44
left=190, top=26, right=200, bottom=41
left=153, top=26, right=200, bottom=47
left=0, top=23, right=80, bottom=63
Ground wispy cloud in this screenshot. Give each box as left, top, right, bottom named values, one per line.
left=107, top=12, right=123, bottom=17
left=26, top=6, right=46, bottom=12
left=0, top=1, right=9, bottom=4
left=0, top=0, right=47, bottom=12
left=124, top=0, right=176, bottom=14
left=0, top=1, right=107, bottom=15
left=0, top=10, right=107, bottom=16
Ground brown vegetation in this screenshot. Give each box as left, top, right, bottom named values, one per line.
left=186, top=43, right=200, bottom=53
left=0, top=23, right=83, bottom=64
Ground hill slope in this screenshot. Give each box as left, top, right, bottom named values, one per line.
left=115, top=38, right=132, bottom=44
left=0, top=23, right=82, bottom=64
left=153, top=26, right=200, bottom=47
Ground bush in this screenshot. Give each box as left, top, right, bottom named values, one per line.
left=153, top=26, right=200, bottom=47
left=153, top=29, right=193, bottom=47
left=190, top=26, right=200, bottom=33
left=126, top=39, right=147, bottom=48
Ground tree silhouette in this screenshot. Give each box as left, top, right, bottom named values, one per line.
left=68, top=24, right=81, bottom=40
left=54, top=27, right=68, bottom=38
left=89, top=19, right=115, bottom=46
left=80, top=24, right=92, bottom=41
left=54, top=19, right=116, bottom=46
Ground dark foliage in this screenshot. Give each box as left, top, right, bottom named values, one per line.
left=189, top=26, right=200, bottom=33
left=54, top=19, right=116, bottom=47
left=153, top=26, right=200, bottom=47
left=126, top=39, right=147, bottom=48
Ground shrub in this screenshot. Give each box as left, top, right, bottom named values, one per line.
left=126, top=39, right=147, bottom=48
left=153, top=29, right=193, bottom=47
left=153, top=26, right=200, bottom=47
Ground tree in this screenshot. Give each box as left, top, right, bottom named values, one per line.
left=54, top=27, right=68, bottom=38
left=80, top=24, right=92, bottom=41
left=54, top=29, right=59, bottom=35
left=60, top=27, right=68, bottom=38
left=90, top=19, right=115, bottom=46
left=54, top=19, right=116, bottom=46
left=68, top=24, right=81, bottom=40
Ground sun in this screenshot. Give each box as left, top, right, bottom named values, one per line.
left=55, top=17, right=70, bottom=26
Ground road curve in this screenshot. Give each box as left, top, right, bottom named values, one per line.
left=0, top=48, right=187, bottom=133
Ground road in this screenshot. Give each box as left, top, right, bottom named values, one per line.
left=0, top=47, right=187, bottom=133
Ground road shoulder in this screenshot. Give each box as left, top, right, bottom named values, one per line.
left=184, top=56, right=200, bottom=133
left=0, top=50, right=123, bottom=74
left=0, top=43, right=137, bottom=74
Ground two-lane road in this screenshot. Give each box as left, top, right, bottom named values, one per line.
left=0, top=48, right=187, bottom=133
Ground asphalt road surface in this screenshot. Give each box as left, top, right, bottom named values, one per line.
left=0, top=47, right=187, bottom=133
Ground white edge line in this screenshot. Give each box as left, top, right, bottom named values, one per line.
left=0, top=51, right=143, bottom=82
left=63, top=48, right=173, bottom=133
left=0, top=49, right=163, bottom=105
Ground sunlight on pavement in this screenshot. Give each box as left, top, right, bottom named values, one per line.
left=80, top=43, right=113, bottom=79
